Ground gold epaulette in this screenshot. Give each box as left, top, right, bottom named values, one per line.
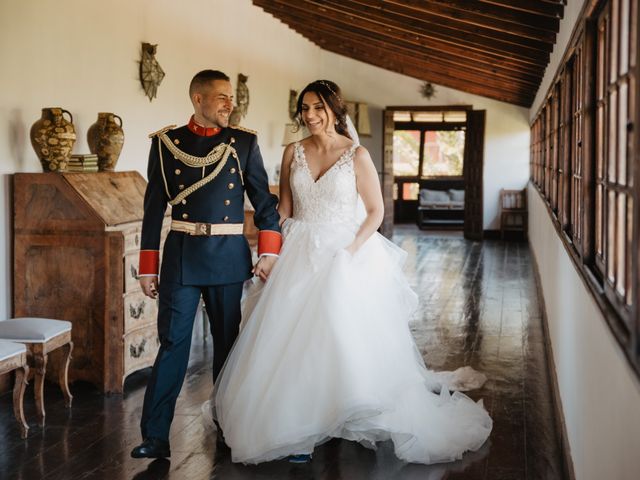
left=231, top=125, right=257, bottom=136
left=148, top=124, right=177, bottom=138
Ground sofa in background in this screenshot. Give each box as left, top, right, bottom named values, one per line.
left=418, top=187, right=465, bottom=228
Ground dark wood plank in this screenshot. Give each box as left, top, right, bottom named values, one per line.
left=257, top=0, right=551, bottom=64
left=336, top=0, right=557, bottom=48
left=271, top=18, right=534, bottom=106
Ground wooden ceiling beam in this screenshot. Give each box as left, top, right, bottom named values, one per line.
left=390, top=0, right=560, bottom=34
left=338, top=0, right=557, bottom=45
left=276, top=16, right=541, bottom=91
left=271, top=16, right=534, bottom=105
left=305, top=33, right=533, bottom=106
left=266, top=1, right=544, bottom=79
left=255, top=0, right=549, bottom=66
left=478, top=0, right=565, bottom=19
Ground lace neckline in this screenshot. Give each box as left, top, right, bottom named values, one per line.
left=296, top=142, right=357, bottom=184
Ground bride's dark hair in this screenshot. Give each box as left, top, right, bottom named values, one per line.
left=294, top=80, right=351, bottom=139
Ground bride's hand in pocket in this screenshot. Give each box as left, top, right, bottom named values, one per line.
left=344, top=243, right=358, bottom=256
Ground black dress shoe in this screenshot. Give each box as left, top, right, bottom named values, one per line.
left=131, top=438, right=171, bottom=459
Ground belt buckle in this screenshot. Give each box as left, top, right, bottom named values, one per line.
left=194, top=222, right=211, bottom=236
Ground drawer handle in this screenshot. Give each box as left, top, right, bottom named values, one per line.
left=130, top=338, right=147, bottom=358
left=130, top=264, right=138, bottom=279
left=135, top=234, right=140, bottom=246
left=129, top=301, right=146, bottom=319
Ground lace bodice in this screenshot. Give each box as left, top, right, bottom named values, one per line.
left=289, top=142, right=359, bottom=224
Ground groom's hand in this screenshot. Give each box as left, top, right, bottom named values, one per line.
left=253, top=256, right=277, bottom=282
left=140, top=276, right=159, bottom=299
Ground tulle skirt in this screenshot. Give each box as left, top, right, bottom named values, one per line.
left=212, top=218, right=492, bottom=464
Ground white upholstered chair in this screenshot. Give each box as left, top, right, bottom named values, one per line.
left=0, top=318, right=73, bottom=425
left=0, top=340, right=29, bottom=437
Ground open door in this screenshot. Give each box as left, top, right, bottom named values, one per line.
left=463, top=110, right=485, bottom=240
left=380, top=109, right=395, bottom=238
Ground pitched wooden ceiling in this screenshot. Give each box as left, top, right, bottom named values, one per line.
left=253, top=0, right=565, bottom=107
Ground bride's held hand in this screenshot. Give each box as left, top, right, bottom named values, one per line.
left=253, top=255, right=278, bottom=282
left=278, top=216, right=290, bottom=227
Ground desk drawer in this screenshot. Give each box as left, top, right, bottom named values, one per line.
left=123, top=291, right=157, bottom=333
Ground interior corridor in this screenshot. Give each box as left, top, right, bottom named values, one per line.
left=0, top=227, right=565, bottom=480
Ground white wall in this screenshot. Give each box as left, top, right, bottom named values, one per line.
left=529, top=189, right=640, bottom=480
left=0, top=0, right=531, bottom=319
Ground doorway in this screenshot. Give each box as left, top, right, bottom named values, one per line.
left=381, top=106, right=485, bottom=240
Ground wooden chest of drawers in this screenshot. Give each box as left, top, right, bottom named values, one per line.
left=13, top=172, right=169, bottom=393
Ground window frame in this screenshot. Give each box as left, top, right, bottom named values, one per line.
left=530, top=0, right=640, bottom=377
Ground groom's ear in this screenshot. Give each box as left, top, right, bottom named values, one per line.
left=191, top=92, right=202, bottom=108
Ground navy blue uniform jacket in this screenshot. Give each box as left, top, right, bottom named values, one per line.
left=140, top=125, right=280, bottom=286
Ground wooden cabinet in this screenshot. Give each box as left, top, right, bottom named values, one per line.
left=13, top=172, right=170, bottom=394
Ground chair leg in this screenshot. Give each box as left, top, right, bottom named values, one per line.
left=33, top=349, right=48, bottom=426
left=58, top=341, right=73, bottom=408
left=13, top=365, right=29, bottom=439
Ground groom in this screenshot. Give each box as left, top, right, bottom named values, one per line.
left=131, top=69, right=281, bottom=459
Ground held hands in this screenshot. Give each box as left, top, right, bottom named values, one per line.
left=253, top=255, right=278, bottom=282
left=140, top=276, right=159, bottom=299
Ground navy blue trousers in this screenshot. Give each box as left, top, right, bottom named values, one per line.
left=140, top=280, right=243, bottom=441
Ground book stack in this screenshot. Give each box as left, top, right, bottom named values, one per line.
left=67, top=154, right=99, bottom=172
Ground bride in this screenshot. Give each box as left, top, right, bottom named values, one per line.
left=210, top=80, right=492, bottom=464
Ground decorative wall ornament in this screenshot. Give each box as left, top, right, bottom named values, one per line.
left=30, top=107, right=76, bottom=172
left=345, top=101, right=371, bottom=137
left=229, top=73, right=249, bottom=126
left=420, top=82, right=436, bottom=99
left=87, top=112, right=125, bottom=171
left=139, top=43, right=165, bottom=101
left=288, top=89, right=298, bottom=120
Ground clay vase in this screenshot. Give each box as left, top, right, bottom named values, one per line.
left=30, top=108, right=76, bottom=172
left=87, top=112, right=125, bottom=171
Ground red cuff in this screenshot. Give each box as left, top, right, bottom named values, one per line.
left=258, top=230, right=282, bottom=256
left=139, top=250, right=160, bottom=276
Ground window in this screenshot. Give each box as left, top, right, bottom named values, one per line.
left=530, top=0, right=639, bottom=375
left=594, top=0, right=634, bottom=313
left=393, top=130, right=421, bottom=176
left=422, top=130, right=465, bottom=177
left=570, top=42, right=585, bottom=248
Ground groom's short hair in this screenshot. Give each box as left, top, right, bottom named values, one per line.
left=189, top=70, right=230, bottom=96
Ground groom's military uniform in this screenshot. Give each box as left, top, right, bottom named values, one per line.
left=137, top=116, right=281, bottom=442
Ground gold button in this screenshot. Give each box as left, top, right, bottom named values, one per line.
left=182, top=213, right=189, bottom=219
left=223, top=216, right=229, bottom=222
left=228, top=183, right=234, bottom=189
left=173, top=138, right=180, bottom=145
left=181, top=199, right=187, bottom=205
left=175, top=168, right=181, bottom=175
left=224, top=199, right=231, bottom=206
left=178, top=184, right=185, bottom=190
left=230, top=167, right=237, bottom=174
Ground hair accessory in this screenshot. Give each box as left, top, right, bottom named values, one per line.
left=318, top=80, right=338, bottom=97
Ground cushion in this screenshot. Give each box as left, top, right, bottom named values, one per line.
left=0, top=340, right=26, bottom=362
left=0, top=318, right=71, bottom=343
left=419, top=189, right=450, bottom=206
left=449, top=189, right=465, bottom=202
left=419, top=201, right=453, bottom=210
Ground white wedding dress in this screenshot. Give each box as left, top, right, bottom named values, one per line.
left=211, top=142, right=492, bottom=464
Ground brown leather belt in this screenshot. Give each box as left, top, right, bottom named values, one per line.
left=171, top=220, right=244, bottom=236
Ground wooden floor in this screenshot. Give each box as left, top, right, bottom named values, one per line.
left=0, top=226, right=566, bottom=479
